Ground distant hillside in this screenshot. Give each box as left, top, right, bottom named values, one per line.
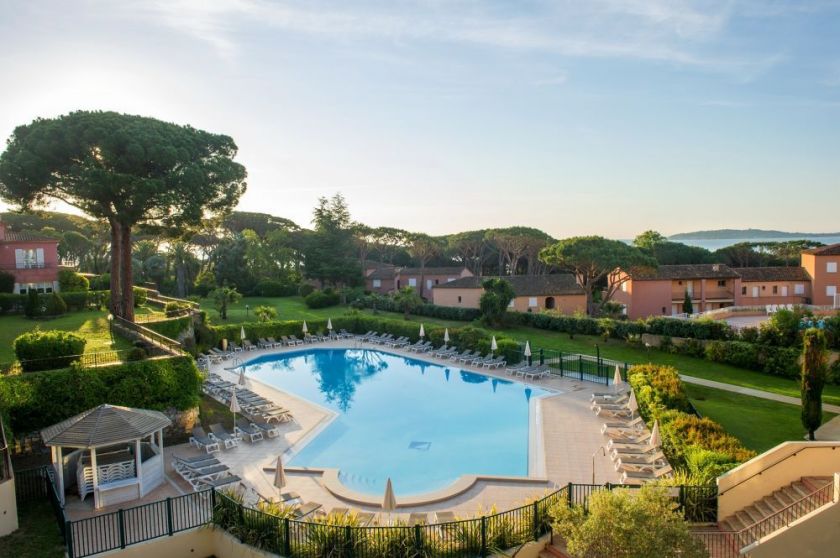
left=670, top=229, right=840, bottom=240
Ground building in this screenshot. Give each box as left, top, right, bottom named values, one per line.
left=432, top=274, right=586, bottom=314
left=0, top=220, right=61, bottom=294
left=366, top=265, right=473, bottom=299
left=801, top=244, right=840, bottom=307
left=611, top=264, right=740, bottom=319
left=734, top=266, right=812, bottom=306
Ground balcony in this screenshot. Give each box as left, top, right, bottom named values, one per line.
left=0, top=263, right=56, bottom=271
left=672, top=289, right=735, bottom=302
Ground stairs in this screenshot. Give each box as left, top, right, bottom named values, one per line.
left=719, top=476, right=834, bottom=534
left=539, top=535, right=570, bottom=558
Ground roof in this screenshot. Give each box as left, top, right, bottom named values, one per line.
left=735, top=266, right=812, bottom=282
left=802, top=243, right=840, bottom=256
left=398, top=267, right=470, bottom=276
left=40, top=404, right=172, bottom=448
left=627, top=264, right=739, bottom=281
left=1, top=230, right=60, bottom=243
left=435, top=274, right=585, bottom=296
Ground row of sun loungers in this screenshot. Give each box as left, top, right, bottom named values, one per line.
left=590, top=388, right=673, bottom=484
left=203, top=374, right=293, bottom=426
left=504, top=362, right=551, bottom=380
left=171, top=453, right=241, bottom=491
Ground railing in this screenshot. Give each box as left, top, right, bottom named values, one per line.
left=690, top=529, right=740, bottom=558
left=16, top=348, right=140, bottom=371
left=737, top=480, right=835, bottom=549
left=718, top=444, right=840, bottom=497
left=32, top=469, right=715, bottom=558
left=111, top=315, right=184, bottom=355
left=14, top=466, right=69, bottom=544
left=512, top=347, right=630, bottom=385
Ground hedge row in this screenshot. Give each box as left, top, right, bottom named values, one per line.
left=204, top=314, right=524, bottom=364
left=0, top=290, right=110, bottom=314
left=13, top=330, right=87, bottom=372
left=628, top=364, right=755, bottom=482
left=144, top=316, right=192, bottom=340
left=0, top=356, right=202, bottom=435
left=511, top=312, right=734, bottom=341
left=353, top=295, right=482, bottom=322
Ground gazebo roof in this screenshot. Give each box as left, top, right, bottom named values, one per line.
left=40, top=404, right=172, bottom=448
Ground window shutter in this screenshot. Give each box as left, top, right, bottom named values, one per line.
left=36, top=248, right=45, bottom=265
left=15, top=249, right=24, bottom=269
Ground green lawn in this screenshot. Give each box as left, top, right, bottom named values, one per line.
left=0, top=306, right=157, bottom=364
left=685, top=384, right=836, bottom=453
left=0, top=501, right=65, bottom=558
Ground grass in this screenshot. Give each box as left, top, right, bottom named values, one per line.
left=685, top=384, right=836, bottom=453
left=0, top=501, right=65, bottom=558
left=0, top=307, right=160, bottom=364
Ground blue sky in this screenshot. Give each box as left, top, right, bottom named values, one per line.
left=1, top=0, right=839, bottom=238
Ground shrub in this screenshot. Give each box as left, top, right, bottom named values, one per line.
left=23, top=289, right=41, bottom=318
left=304, top=289, right=340, bottom=309
left=298, top=283, right=315, bottom=297
left=13, top=330, right=86, bottom=372
left=253, top=280, right=298, bottom=297
left=58, top=269, right=90, bottom=292
left=43, top=292, right=67, bottom=316
left=0, top=293, right=25, bottom=314
left=0, top=355, right=202, bottom=434
left=353, top=295, right=482, bottom=322
left=254, top=305, right=278, bottom=322
left=133, top=286, right=148, bottom=307
left=193, top=270, right=216, bottom=297
left=164, top=301, right=191, bottom=317
left=704, top=340, right=800, bottom=379
left=126, top=347, right=147, bottom=361
left=89, top=273, right=111, bottom=291
left=145, top=316, right=192, bottom=340
left=0, top=271, right=14, bottom=293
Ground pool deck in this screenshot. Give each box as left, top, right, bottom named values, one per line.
left=64, top=340, right=624, bottom=521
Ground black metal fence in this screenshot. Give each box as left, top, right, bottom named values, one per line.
left=14, top=466, right=69, bottom=544
left=111, top=315, right=184, bottom=355
left=511, top=347, right=630, bottom=385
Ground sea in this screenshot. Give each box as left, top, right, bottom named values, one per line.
left=669, top=236, right=840, bottom=251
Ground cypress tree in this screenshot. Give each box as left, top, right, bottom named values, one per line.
left=682, top=290, right=693, bottom=314
left=801, top=328, right=828, bottom=440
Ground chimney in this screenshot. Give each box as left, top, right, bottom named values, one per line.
left=712, top=264, right=720, bottom=272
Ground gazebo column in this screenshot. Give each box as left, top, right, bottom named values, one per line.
left=135, top=438, right=143, bottom=496
left=90, top=447, right=99, bottom=509
left=53, top=446, right=65, bottom=505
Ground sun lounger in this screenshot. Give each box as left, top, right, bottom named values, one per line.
left=613, top=452, right=668, bottom=471
left=605, top=430, right=652, bottom=446
left=288, top=335, right=304, bottom=345
left=619, top=465, right=673, bottom=484
left=196, top=474, right=241, bottom=491
left=601, top=416, right=645, bottom=434
left=189, top=426, right=221, bottom=453
left=209, top=348, right=231, bottom=360
left=228, top=342, right=244, bottom=353
left=505, top=363, right=529, bottom=375
left=482, top=357, right=507, bottom=368
left=182, top=464, right=232, bottom=489
left=413, top=341, right=432, bottom=353
left=608, top=442, right=659, bottom=460
left=408, top=512, right=429, bottom=526
left=241, top=339, right=256, bottom=351
left=293, top=502, right=323, bottom=518
left=249, top=419, right=281, bottom=438
left=523, top=365, right=550, bottom=380
left=434, top=511, right=456, bottom=523
left=209, top=423, right=240, bottom=449
left=593, top=405, right=633, bottom=418
left=266, top=337, right=284, bottom=347
left=235, top=418, right=264, bottom=443
left=450, top=350, right=473, bottom=361
left=172, top=454, right=221, bottom=472
left=458, top=351, right=482, bottom=363
left=591, top=392, right=630, bottom=404
left=339, top=329, right=353, bottom=339
left=356, top=512, right=375, bottom=526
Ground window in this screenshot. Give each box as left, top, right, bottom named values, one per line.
left=14, top=248, right=44, bottom=269
left=828, top=286, right=838, bottom=297
left=795, top=283, right=805, bottom=295
left=372, top=279, right=381, bottom=288
left=408, top=278, right=417, bottom=287
left=426, top=279, right=433, bottom=290
left=434, top=279, right=439, bottom=285
left=772, top=286, right=778, bottom=294
left=620, top=282, right=627, bottom=292
left=661, top=307, right=667, bottom=314
left=761, top=285, right=766, bottom=291
left=828, top=262, right=838, bottom=273
left=17, top=282, right=53, bottom=294
left=741, top=286, right=747, bottom=295
left=528, top=297, right=538, bottom=307
left=509, top=300, right=515, bottom=308
left=457, top=296, right=462, bottom=303
left=447, top=277, right=455, bottom=283
left=717, top=280, right=726, bottom=287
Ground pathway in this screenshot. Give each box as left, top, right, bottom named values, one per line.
left=680, top=374, right=840, bottom=414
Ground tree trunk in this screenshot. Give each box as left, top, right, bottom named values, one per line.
left=176, top=264, right=186, bottom=297
left=119, top=223, right=135, bottom=322
left=108, top=219, right=123, bottom=318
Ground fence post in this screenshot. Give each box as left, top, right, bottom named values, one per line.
left=578, top=355, right=583, bottom=380
left=567, top=482, right=573, bottom=508
left=532, top=500, right=540, bottom=541
left=283, top=518, right=291, bottom=556
left=66, top=520, right=74, bottom=558
left=166, top=497, right=174, bottom=536
left=414, top=523, right=423, bottom=553
left=118, top=509, right=126, bottom=549
left=480, top=516, right=487, bottom=557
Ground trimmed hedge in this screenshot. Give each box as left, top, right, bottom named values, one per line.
left=628, top=364, right=755, bottom=481
left=304, top=290, right=340, bottom=309
left=205, top=315, right=524, bottom=364
left=144, top=316, right=192, bottom=340
left=253, top=280, right=299, bottom=297
left=14, top=330, right=87, bottom=372
left=703, top=340, right=801, bottom=380
left=0, top=290, right=108, bottom=314
left=353, top=295, right=483, bottom=322
left=58, top=269, right=90, bottom=292
left=0, top=355, right=202, bottom=435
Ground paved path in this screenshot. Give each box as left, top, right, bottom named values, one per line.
left=680, top=374, right=840, bottom=414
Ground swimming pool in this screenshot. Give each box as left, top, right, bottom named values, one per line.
left=241, top=348, right=549, bottom=496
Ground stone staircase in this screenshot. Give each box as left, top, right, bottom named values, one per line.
left=718, top=476, right=834, bottom=533
left=539, top=535, right=569, bottom=558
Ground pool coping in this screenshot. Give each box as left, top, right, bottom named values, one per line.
left=233, top=342, right=559, bottom=505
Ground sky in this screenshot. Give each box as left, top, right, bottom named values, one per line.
left=1, top=0, right=839, bottom=239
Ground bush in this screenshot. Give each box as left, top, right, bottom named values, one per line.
left=43, top=292, right=67, bottom=316
left=353, top=294, right=482, bottom=322
left=194, top=270, right=216, bottom=297
left=13, top=330, right=86, bottom=372
left=254, top=305, right=278, bottom=322
left=298, top=283, right=315, bottom=297
left=0, top=271, right=14, bottom=293
left=304, top=289, right=340, bottom=309
left=164, top=301, right=191, bottom=317
left=89, top=273, right=111, bottom=291
left=58, top=269, right=90, bottom=292
left=145, top=316, right=192, bottom=340
left=704, top=340, right=800, bottom=379
left=0, top=293, right=25, bottom=314
left=133, top=286, right=148, bottom=307
left=253, top=280, right=298, bottom=297
left=0, top=355, right=202, bottom=434
left=24, top=290, right=41, bottom=318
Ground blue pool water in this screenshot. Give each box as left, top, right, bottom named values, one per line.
left=241, top=348, right=548, bottom=496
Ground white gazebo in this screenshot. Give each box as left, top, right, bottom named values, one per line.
left=41, top=404, right=171, bottom=509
